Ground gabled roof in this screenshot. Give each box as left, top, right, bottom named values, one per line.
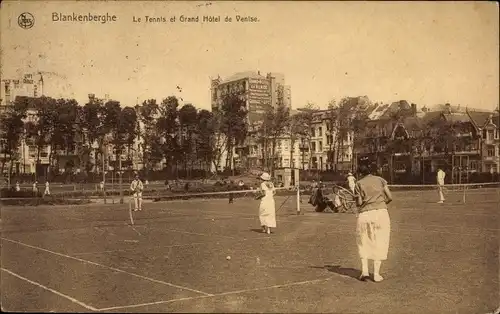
left=467, top=110, right=496, bottom=129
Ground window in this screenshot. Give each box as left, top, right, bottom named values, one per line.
left=318, top=127, right=322, bottom=137
left=311, top=142, right=316, bottom=152
left=483, top=129, right=487, bottom=139
left=470, top=161, right=478, bottom=171
left=487, top=146, right=495, bottom=157
left=488, top=130, right=494, bottom=140
left=318, top=141, right=323, bottom=152
left=311, top=128, right=315, bottom=137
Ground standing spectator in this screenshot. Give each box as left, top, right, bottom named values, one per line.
left=44, top=181, right=51, bottom=196
left=355, top=163, right=393, bottom=282
left=130, top=174, right=144, bottom=211
left=347, top=172, right=356, bottom=194
left=15, top=181, right=20, bottom=192
left=32, top=181, right=38, bottom=195
left=437, top=168, right=446, bottom=204
left=228, top=180, right=235, bottom=204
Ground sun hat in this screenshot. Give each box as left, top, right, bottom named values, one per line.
left=260, top=172, right=271, bottom=181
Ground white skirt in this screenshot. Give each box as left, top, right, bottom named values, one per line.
left=356, top=208, right=391, bottom=260
left=259, top=197, right=276, bottom=228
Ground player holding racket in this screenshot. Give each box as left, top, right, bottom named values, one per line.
left=130, top=174, right=144, bottom=211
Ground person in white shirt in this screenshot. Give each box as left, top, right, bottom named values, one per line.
left=15, top=181, right=20, bottom=192
left=44, top=181, right=51, bottom=196
left=130, top=174, right=144, bottom=211
left=437, top=168, right=446, bottom=203
left=347, top=172, right=356, bottom=194
left=32, top=181, right=38, bottom=194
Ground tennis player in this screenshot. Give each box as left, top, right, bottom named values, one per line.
left=437, top=168, right=446, bottom=203
left=257, top=172, right=276, bottom=234
left=130, top=174, right=144, bottom=211
left=355, top=163, right=392, bottom=282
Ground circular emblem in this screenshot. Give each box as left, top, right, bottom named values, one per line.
left=18, top=12, right=35, bottom=29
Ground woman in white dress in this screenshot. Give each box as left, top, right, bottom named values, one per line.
left=257, top=172, right=276, bottom=234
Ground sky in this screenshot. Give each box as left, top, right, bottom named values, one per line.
left=1, top=1, right=498, bottom=111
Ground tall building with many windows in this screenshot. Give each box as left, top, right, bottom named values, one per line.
left=210, top=71, right=291, bottom=123
left=1, top=73, right=43, bottom=107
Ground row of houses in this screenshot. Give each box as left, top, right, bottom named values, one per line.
left=355, top=102, right=499, bottom=183
left=222, top=100, right=499, bottom=183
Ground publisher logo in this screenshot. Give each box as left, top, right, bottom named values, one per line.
left=18, top=12, right=35, bottom=29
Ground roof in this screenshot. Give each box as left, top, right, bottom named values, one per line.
left=467, top=110, right=496, bottom=128
left=402, top=116, right=424, bottom=130
left=221, top=71, right=266, bottom=83
left=444, top=112, right=471, bottom=124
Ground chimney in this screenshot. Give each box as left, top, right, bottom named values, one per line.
left=411, top=103, right=417, bottom=116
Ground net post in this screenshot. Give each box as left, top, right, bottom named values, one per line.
left=463, top=184, right=466, bottom=204
left=296, top=186, right=301, bottom=215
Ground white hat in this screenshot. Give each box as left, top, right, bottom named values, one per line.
left=348, top=172, right=353, bottom=176
left=260, top=172, right=271, bottom=181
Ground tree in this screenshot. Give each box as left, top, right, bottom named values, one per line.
left=82, top=97, right=105, bottom=173
left=219, top=93, right=247, bottom=172
left=295, top=103, right=317, bottom=170
left=156, top=96, right=180, bottom=176
left=137, top=99, right=159, bottom=174
left=33, top=96, right=58, bottom=179
left=0, top=97, right=28, bottom=180
left=118, top=107, right=138, bottom=162
left=51, top=98, right=80, bottom=174
left=210, top=111, right=228, bottom=173
left=261, top=103, right=290, bottom=174
left=196, top=109, right=216, bottom=172
left=336, top=97, right=370, bottom=171
left=286, top=113, right=305, bottom=170
left=178, top=103, right=198, bottom=176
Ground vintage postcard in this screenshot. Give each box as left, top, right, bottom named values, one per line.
left=0, top=1, right=498, bottom=313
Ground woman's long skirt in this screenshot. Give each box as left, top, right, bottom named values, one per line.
left=259, top=197, right=276, bottom=228
left=356, top=208, right=391, bottom=260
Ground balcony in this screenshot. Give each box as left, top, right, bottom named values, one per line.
left=483, top=155, right=498, bottom=162
left=484, top=138, right=498, bottom=145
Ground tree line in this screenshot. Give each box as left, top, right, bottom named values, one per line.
left=0, top=93, right=252, bottom=180
left=6, top=92, right=456, bottom=181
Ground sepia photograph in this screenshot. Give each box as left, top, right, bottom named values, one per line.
left=0, top=1, right=499, bottom=313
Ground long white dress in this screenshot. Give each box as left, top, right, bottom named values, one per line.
left=259, top=182, right=276, bottom=228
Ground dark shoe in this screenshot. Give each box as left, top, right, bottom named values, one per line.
left=359, top=274, right=370, bottom=282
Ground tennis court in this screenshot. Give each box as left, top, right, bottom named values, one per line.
left=1, top=186, right=498, bottom=313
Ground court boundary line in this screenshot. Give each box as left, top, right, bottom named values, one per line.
left=95, top=276, right=335, bottom=312
left=1, top=237, right=213, bottom=297
left=1, top=267, right=99, bottom=311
